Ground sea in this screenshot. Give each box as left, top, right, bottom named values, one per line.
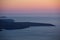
left=0, top=17, right=60, bottom=40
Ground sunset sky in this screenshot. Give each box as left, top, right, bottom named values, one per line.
left=0, top=0, right=60, bottom=17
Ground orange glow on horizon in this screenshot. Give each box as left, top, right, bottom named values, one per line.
left=0, top=0, right=60, bottom=12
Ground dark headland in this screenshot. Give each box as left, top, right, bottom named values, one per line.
left=0, top=18, right=55, bottom=31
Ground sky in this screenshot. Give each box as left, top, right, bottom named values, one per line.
left=0, top=0, right=60, bottom=17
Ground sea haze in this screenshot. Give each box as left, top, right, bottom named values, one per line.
left=0, top=17, right=60, bottom=40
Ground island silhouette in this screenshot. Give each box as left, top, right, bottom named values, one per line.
left=0, top=17, right=55, bottom=31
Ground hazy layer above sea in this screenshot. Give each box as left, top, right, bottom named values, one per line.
left=8, top=17, right=60, bottom=24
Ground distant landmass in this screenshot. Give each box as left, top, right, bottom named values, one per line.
left=0, top=16, right=55, bottom=31
left=0, top=16, right=7, bottom=18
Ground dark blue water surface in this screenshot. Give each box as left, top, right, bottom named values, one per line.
left=0, top=17, right=60, bottom=40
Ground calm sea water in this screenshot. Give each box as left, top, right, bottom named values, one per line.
left=0, top=17, right=60, bottom=40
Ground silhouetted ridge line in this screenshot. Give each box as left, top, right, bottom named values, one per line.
left=0, top=18, right=55, bottom=31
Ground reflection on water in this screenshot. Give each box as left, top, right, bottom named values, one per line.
left=0, top=26, right=60, bottom=40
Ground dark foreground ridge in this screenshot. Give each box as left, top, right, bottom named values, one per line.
left=0, top=18, right=55, bottom=31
